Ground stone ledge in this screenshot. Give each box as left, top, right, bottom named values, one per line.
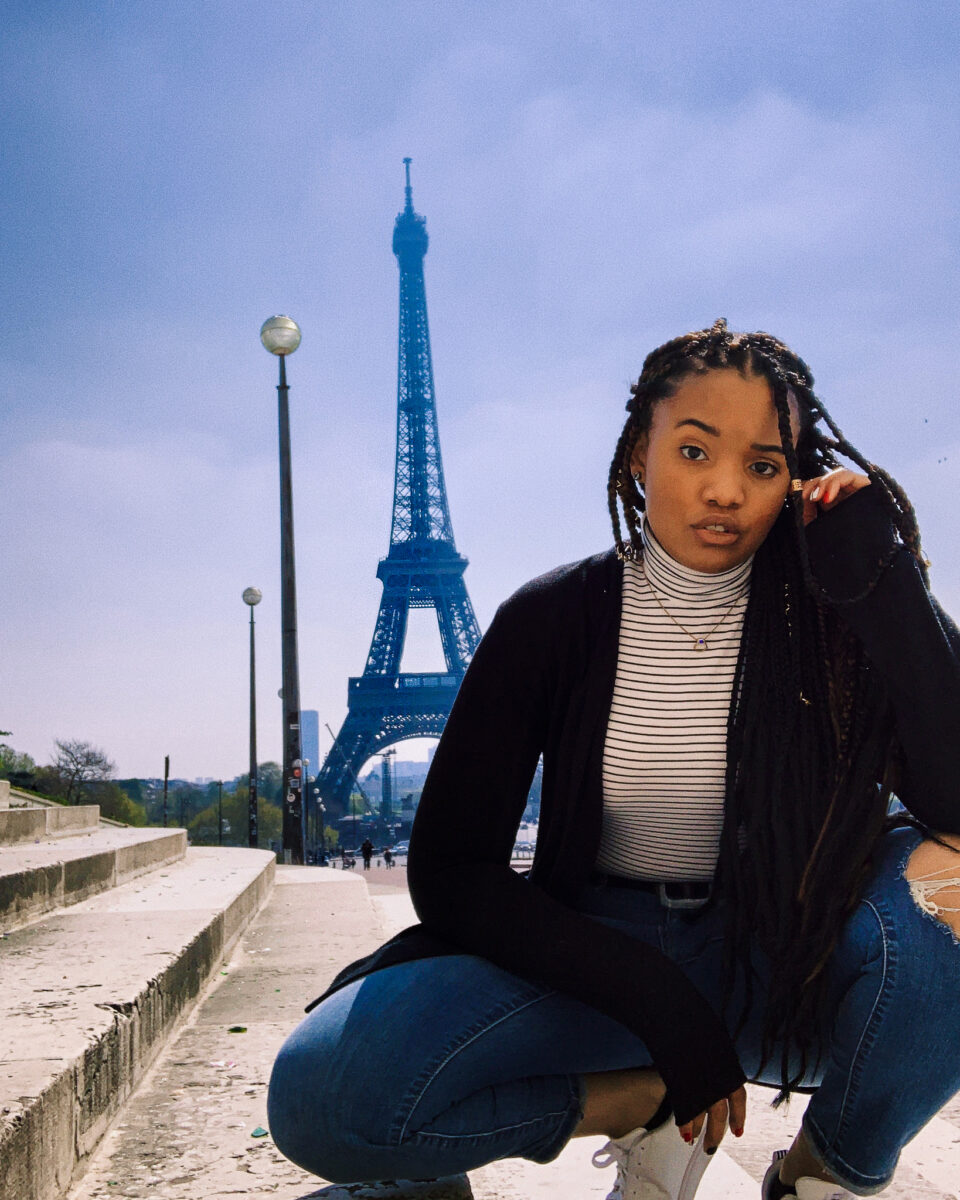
left=0, top=827, right=188, bottom=933
left=0, top=805, right=100, bottom=846
left=0, top=846, right=276, bottom=1200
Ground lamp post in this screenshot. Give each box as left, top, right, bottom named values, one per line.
left=260, top=315, right=305, bottom=864
left=302, top=757, right=310, bottom=858
left=242, top=586, right=262, bottom=847
left=217, top=779, right=224, bottom=846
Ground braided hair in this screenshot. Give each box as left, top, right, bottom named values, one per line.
left=608, top=319, right=929, bottom=1102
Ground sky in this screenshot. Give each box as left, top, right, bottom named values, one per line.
left=2, top=1, right=958, bottom=781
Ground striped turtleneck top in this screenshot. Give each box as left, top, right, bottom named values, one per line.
left=596, top=520, right=753, bottom=881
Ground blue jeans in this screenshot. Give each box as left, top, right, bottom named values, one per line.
left=267, top=828, right=960, bottom=1195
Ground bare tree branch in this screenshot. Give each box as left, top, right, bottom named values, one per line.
left=53, top=739, right=115, bottom=805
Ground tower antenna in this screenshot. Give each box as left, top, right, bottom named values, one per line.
left=403, top=157, right=413, bottom=210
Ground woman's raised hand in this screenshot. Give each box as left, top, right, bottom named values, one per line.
left=799, top=468, right=871, bottom=527
left=677, top=1083, right=747, bottom=1153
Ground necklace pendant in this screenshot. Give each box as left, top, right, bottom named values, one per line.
left=694, top=637, right=708, bottom=651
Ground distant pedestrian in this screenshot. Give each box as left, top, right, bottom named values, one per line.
left=360, top=839, right=374, bottom=871
left=383, top=848, right=394, bottom=869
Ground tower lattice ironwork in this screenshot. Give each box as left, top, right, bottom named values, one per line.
left=316, top=160, right=482, bottom=819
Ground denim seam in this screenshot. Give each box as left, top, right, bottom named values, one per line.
left=807, top=834, right=950, bottom=1192
left=406, top=1106, right=573, bottom=1143
left=393, top=989, right=557, bottom=1145
left=829, top=897, right=892, bottom=1155
left=410, top=1082, right=581, bottom=1166
left=804, top=895, right=897, bottom=1191
left=533, top=1074, right=586, bottom=1162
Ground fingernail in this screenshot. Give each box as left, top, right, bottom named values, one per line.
left=810, top=486, right=821, bottom=501
left=682, top=1131, right=692, bottom=1143
left=706, top=1146, right=717, bottom=1156
left=733, top=1127, right=744, bottom=1137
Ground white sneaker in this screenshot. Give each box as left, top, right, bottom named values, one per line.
left=761, top=1149, right=853, bottom=1200
left=592, top=1118, right=712, bottom=1200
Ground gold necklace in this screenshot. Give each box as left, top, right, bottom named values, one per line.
left=644, top=576, right=742, bottom=651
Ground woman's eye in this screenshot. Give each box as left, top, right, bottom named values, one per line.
left=679, top=445, right=706, bottom=461
left=751, top=461, right=779, bottom=477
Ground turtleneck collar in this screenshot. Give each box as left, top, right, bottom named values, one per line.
left=639, top=517, right=753, bottom=605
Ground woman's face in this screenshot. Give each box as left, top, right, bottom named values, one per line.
left=630, top=367, right=798, bottom=573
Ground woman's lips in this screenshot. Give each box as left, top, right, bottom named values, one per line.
left=692, top=523, right=740, bottom=546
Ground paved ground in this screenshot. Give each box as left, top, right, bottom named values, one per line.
left=66, top=866, right=960, bottom=1200
left=341, top=857, right=411, bottom=893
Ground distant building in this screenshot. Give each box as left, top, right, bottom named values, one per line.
left=301, top=710, right=320, bottom=779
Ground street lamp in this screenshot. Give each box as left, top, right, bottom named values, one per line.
left=260, top=315, right=305, bottom=864
left=242, top=587, right=261, bottom=847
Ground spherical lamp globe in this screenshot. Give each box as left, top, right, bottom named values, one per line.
left=260, top=316, right=301, bottom=356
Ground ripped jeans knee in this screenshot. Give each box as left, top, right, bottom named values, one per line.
left=904, top=833, right=960, bottom=940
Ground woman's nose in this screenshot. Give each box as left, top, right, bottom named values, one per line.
left=702, top=467, right=744, bottom=507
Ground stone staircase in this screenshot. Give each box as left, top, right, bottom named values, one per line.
left=0, top=782, right=276, bottom=1200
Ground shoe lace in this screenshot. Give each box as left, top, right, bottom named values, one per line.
left=592, top=1136, right=672, bottom=1200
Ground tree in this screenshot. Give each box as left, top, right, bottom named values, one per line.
left=347, top=792, right=368, bottom=817
left=0, top=742, right=37, bottom=779
left=233, top=762, right=282, bottom=802
left=90, top=780, right=147, bottom=825
left=117, top=777, right=145, bottom=805
left=53, top=739, right=115, bottom=805
left=169, top=784, right=206, bottom=828
left=187, top=785, right=282, bottom=847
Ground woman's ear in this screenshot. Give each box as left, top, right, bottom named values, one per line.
left=630, top=432, right=648, bottom=483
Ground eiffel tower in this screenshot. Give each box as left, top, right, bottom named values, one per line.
left=316, top=161, right=482, bottom=818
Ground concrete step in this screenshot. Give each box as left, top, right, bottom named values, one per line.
left=0, top=825, right=188, bottom=933
left=0, top=845, right=276, bottom=1200
left=0, top=804, right=101, bottom=846
left=64, top=867, right=385, bottom=1200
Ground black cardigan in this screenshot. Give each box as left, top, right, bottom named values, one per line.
left=309, top=488, right=960, bottom=1126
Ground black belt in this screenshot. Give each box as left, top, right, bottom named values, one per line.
left=590, top=871, right=712, bottom=909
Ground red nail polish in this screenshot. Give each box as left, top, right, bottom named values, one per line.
left=733, top=1126, right=744, bottom=1137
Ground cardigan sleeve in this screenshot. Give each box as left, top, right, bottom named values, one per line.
left=407, top=582, right=746, bottom=1127
left=805, top=485, right=960, bottom=832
